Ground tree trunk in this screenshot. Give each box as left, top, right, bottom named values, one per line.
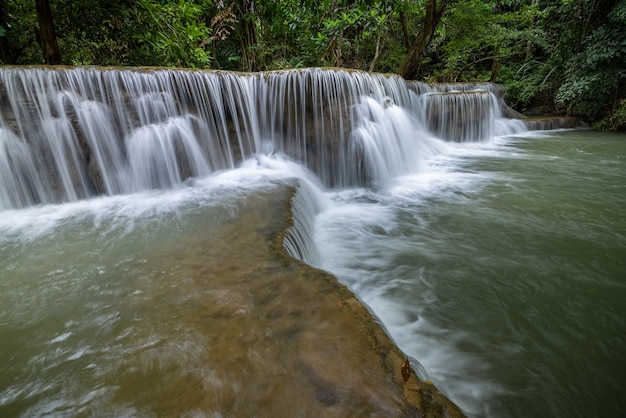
left=368, top=33, right=382, bottom=72
left=35, top=0, right=61, bottom=64
left=490, top=45, right=501, bottom=82
left=399, top=11, right=411, bottom=49
left=235, top=0, right=257, bottom=72
left=397, top=0, right=446, bottom=80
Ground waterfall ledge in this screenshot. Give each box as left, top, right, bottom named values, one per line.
left=114, top=181, right=464, bottom=417
left=274, top=182, right=465, bottom=417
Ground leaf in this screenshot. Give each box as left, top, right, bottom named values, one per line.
left=401, top=357, right=411, bottom=383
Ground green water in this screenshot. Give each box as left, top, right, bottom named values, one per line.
left=1, top=178, right=439, bottom=418
left=424, top=131, right=625, bottom=417
left=317, top=130, right=626, bottom=417
left=0, top=189, right=240, bottom=416
left=1, top=129, right=625, bottom=417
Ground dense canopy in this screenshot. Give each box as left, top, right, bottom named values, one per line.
left=1, top=0, right=624, bottom=129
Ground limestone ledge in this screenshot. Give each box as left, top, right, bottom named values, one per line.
left=215, top=182, right=467, bottom=417
left=119, top=181, right=467, bottom=416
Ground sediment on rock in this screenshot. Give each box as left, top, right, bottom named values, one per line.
left=274, top=182, right=466, bottom=417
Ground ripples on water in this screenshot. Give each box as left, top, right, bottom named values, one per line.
left=0, top=172, right=298, bottom=417
left=314, top=130, right=626, bottom=417
left=1, top=130, right=625, bottom=417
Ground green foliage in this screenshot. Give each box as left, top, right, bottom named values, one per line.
left=497, top=61, right=548, bottom=111
left=128, top=0, right=212, bottom=68
left=594, top=99, right=626, bottom=131
left=611, top=0, right=626, bottom=22
left=0, top=0, right=623, bottom=128
left=0, top=0, right=213, bottom=67
left=0, top=0, right=42, bottom=64
left=554, top=2, right=626, bottom=128
left=438, top=1, right=494, bottom=80
left=425, top=0, right=545, bottom=82
left=208, top=0, right=410, bottom=72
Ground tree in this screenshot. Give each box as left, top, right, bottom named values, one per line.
left=426, top=0, right=543, bottom=83
left=555, top=0, right=625, bottom=129
left=0, top=0, right=16, bottom=63
left=397, top=0, right=446, bottom=80
left=492, top=0, right=624, bottom=126
left=234, top=0, right=258, bottom=71
left=34, top=0, right=61, bottom=64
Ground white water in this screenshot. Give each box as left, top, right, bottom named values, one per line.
left=1, top=67, right=539, bottom=416
left=312, top=138, right=523, bottom=417
left=0, top=67, right=528, bottom=210
left=0, top=131, right=574, bottom=417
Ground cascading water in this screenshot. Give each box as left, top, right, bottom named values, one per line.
left=420, top=91, right=496, bottom=142
left=7, top=66, right=614, bottom=418
left=0, top=67, right=524, bottom=211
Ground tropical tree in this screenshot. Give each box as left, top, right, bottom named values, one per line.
left=34, top=0, right=61, bottom=64
left=0, top=0, right=40, bottom=64
left=397, top=0, right=446, bottom=80
left=555, top=0, right=626, bottom=129
left=0, top=0, right=623, bottom=128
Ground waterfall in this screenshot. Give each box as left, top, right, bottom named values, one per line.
left=420, top=91, right=496, bottom=142
left=522, top=116, right=586, bottom=130
left=0, top=66, right=526, bottom=211
left=0, top=66, right=604, bottom=418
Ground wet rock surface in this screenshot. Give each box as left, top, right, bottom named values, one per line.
left=105, top=183, right=465, bottom=417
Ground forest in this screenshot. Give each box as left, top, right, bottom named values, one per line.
left=1, top=0, right=624, bottom=130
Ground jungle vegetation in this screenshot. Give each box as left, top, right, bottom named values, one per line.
left=1, top=0, right=624, bottom=130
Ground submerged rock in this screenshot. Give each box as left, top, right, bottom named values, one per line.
left=104, top=183, right=465, bottom=417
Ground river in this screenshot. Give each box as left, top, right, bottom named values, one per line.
left=314, top=129, right=626, bottom=417
left=1, top=67, right=624, bottom=417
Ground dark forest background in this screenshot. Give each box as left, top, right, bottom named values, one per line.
left=1, top=0, right=624, bottom=129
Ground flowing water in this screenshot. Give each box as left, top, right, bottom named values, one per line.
left=313, top=129, right=626, bottom=417
left=1, top=67, right=624, bottom=417
left=0, top=177, right=300, bottom=417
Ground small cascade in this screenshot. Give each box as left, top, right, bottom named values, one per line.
left=420, top=91, right=495, bottom=142
left=0, top=66, right=533, bottom=211
left=255, top=69, right=421, bottom=187
left=0, top=128, right=50, bottom=209
left=124, top=115, right=213, bottom=191
left=351, top=96, right=440, bottom=187
left=282, top=181, right=327, bottom=266
left=522, top=116, right=587, bottom=131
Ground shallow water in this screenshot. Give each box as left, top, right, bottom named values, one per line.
left=0, top=179, right=273, bottom=416
left=314, top=129, right=626, bottom=417
left=1, top=168, right=455, bottom=417
left=2, top=128, right=624, bottom=417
